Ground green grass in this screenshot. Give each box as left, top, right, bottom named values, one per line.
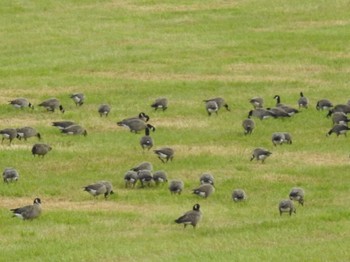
left=1, top=0, right=350, bottom=261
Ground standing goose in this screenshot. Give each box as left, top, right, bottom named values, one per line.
left=52, top=121, right=76, bottom=130
left=274, top=95, right=299, bottom=115
left=279, top=199, right=296, bottom=216
left=248, top=109, right=277, bottom=120
left=117, top=112, right=150, bottom=125
left=153, top=170, right=168, bottom=185
left=3, top=168, right=19, bottom=183
left=242, top=117, right=255, bottom=135
left=70, top=93, right=85, bottom=106
left=331, top=112, right=350, bottom=125
left=137, top=170, right=153, bottom=187
left=203, top=97, right=230, bottom=112
left=32, top=143, right=52, bottom=157
left=326, top=124, right=350, bottom=137
left=316, top=99, right=333, bottom=111
left=168, top=180, right=184, bottom=195
left=199, top=173, right=215, bottom=186
left=98, top=104, right=111, bottom=117
left=140, top=127, right=154, bottom=151
left=10, top=198, right=42, bottom=220
left=16, top=127, right=41, bottom=141
left=0, top=128, right=17, bottom=145
left=130, top=161, right=153, bottom=172
left=9, top=98, right=34, bottom=109
left=175, top=204, right=202, bottom=229
left=298, top=92, right=309, bottom=109
left=271, top=132, right=286, bottom=146
left=151, top=98, right=168, bottom=111
left=124, top=171, right=139, bottom=188
left=249, top=97, right=264, bottom=109
left=289, top=187, right=305, bottom=206
left=38, top=98, right=65, bottom=113
left=154, top=147, right=174, bottom=163
left=117, top=118, right=155, bottom=134
left=250, top=148, right=272, bottom=163
left=232, top=189, right=247, bottom=202
left=192, top=184, right=215, bottom=198
left=61, top=125, right=87, bottom=136
left=204, top=100, right=219, bottom=116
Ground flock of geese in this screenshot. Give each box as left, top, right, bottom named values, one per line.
left=2, top=91, right=349, bottom=228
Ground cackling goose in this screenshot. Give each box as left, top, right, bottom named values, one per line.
left=175, top=204, right=202, bottom=229
left=10, top=198, right=42, bottom=220
left=16, top=127, right=41, bottom=141
left=199, top=173, right=215, bottom=186
left=130, top=161, right=153, bottom=172
left=98, top=104, right=111, bottom=117
left=32, top=143, right=52, bottom=157
left=38, top=98, right=65, bottom=113
left=203, top=97, right=230, bottom=112
left=140, top=127, right=154, bottom=151
left=3, top=168, right=19, bottom=183
left=192, top=184, right=215, bottom=198
left=52, top=121, right=76, bottom=130
left=137, top=170, right=153, bottom=187
left=0, top=128, right=17, bottom=145
left=242, top=117, right=255, bottom=135
left=289, top=187, right=305, bottom=206
left=168, top=180, right=184, bottom=195
left=326, top=124, right=350, bottom=137
left=70, top=93, right=85, bottom=106
left=248, top=109, right=276, bottom=120
left=61, top=125, right=87, bottom=136
left=298, top=92, right=309, bottom=109
left=117, top=118, right=155, bottom=134
left=279, top=199, right=296, bottom=216
left=249, top=97, right=264, bottom=109
left=124, top=171, right=138, bottom=188
left=316, top=99, right=333, bottom=111
left=250, top=148, right=272, bottom=163
left=232, top=189, right=246, bottom=202
left=153, top=170, right=168, bottom=185
left=151, top=98, right=168, bottom=111
left=9, top=98, right=34, bottom=109
left=154, top=147, right=174, bottom=163
left=331, top=112, right=350, bottom=125
left=205, top=100, right=219, bottom=116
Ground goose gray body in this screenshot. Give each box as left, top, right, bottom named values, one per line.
left=3, top=168, right=19, bottom=183
left=267, top=107, right=291, bottom=118
left=205, top=100, right=219, bottom=116
left=61, top=125, right=87, bottom=136
left=124, top=170, right=139, bottom=188
left=175, top=204, right=202, bottom=229
left=249, top=97, right=264, bottom=109
left=137, top=170, right=153, bottom=187
left=248, top=109, right=276, bottom=120
left=250, top=148, right=272, bottom=163
left=242, top=117, right=255, bottom=135
left=282, top=132, right=292, bottom=144
left=16, top=127, right=41, bottom=141
left=117, top=118, right=155, bottom=133
left=192, top=184, right=215, bottom=198
left=168, top=180, right=184, bottom=195
left=327, top=104, right=350, bottom=116
left=130, top=161, right=153, bottom=172
left=154, top=147, right=174, bottom=163
left=199, top=173, right=215, bottom=186
left=98, top=104, right=111, bottom=117
left=10, top=198, right=42, bottom=220
left=38, top=98, right=65, bottom=113
left=117, top=112, right=150, bottom=126
left=232, top=189, right=246, bottom=202
left=279, top=199, right=296, bottom=216
left=32, top=143, right=52, bottom=157
left=204, top=97, right=230, bottom=112
left=52, top=121, right=76, bottom=130
left=98, top=181, right=114, bottom=197
left=140, top=128, right=154, bottom=151
left=83, top=181, right=113, bottom=199
left=70, top=93, right=85, bottom=106
left=327, top=124, right=350, bottom=137
left=153, top=170, right=168, bottom=185
left=298, top=92, right=309, bottom=109
left=0, top=128, right=17, bottom=145
left=272, top=132, right=285, bottom=146
left=9, top=98, right=34, bottom=109
left=274, top=95, right=299, bottom=115
left=316, top=99, right=333, bottom=111
left=289, top=187, right=305, bottom=206
left=331, top=112, right=350, bottom=125
left=151, top=98, right=168, bottom=111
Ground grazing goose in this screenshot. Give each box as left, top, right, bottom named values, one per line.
left=266, top=107, right=291, bottom=118
left=192, top=184, right=215, bottom=198
left=205, top=100, right=219, bottom=116
left=326, top=124, right=350, bottom=137
left=32, top=143, right=52, bottom=157
left=98, top=104, right=111, bottom=117
left=232, top=189, right=246, bottom=202
left=168, top=180, right=184, bottom=195
left=331, top=112, right=350, bottom=125
left=298, top=92, right=309, bottom=109
left=272, top=132, right=285, bottom=146
left=0, top=128, right=17, bottom=145
left=326, top=104, right=350, bottom=117
left=70, top=93, right=85, bottom=106
left=140, top=127, right=154, bottom=151
left=16, top=127, right=41, bottom=141
left=249, top=97, right=264, bottom=109
left=154, top=147, right=174, bottom=163
left=289, top=187, right=305, bottom=206
left=204, top=97, right=230, bottom=112
left=61, top=125, right=87, bottom=136
left=248, top=109, right=276, bottom=120
left=199, top=173, right=215, bottom=186
left=137, top=170, right=153, bottom=187
left=52, top=121, right=76, bottom=130
left=316, top=99, right=333, bottom=111
left=3, top=168, right=19, bottom=183
left=130, top=161, right=153, bottom=172
left=10, top=198, right=42, bottom=220
left=153, top=170, right=168, bottom=185
left=250, top=148, right=272, bottom=163
left=117, top=112, right=150, bottom=125
left=242, top=117, right=255, bottom=135
left=175, top=204, right=202, bottom=229
left=98, top=181, right=114, bottom=198
left=279, top=199, right=296, bottom=216
left=282, top=132, right=293, bottom=144
left=38, top=98, right=65, bottom=113
left=124, top=170, right=139, bottom=188
left=151, top=97, right=168, bottom=111
left=117, top=118, right=155, bottom=134
left=9, top=98, right=34, bottom=109
left=83, top=181, right=113, bottom=199
left=274, top=95, right=299, bottom=115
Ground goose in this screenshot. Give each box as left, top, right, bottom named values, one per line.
left=331, top=112, right=350, bottom=125
left=16, top=127, right=41, bottom=141
left=271, top=132, right=285, bottom=146
left=175, top=204, right=202, bottom=229
left=250, top=148, right=272, bottom=163
left=61, top=125, right=87, bottom=136
left=98, top=104, right=111, bottom=117
left=282, top=132, right=293, bottom=144
left=199, top=173, right=215, bottom=186
left=266, top=107, right=291, bottom=118
left=168, top=180, right=184, bottom=195
left=140, top=127, right=154, bottom=151
left=249, top=97, right=264, bottom=109
left=232, top=189, right=246, bottom=202
left=0, top=128, right=17, bottom=145
left=130, top=161, right=153, bottom=172
left=203, top=97, right=230, bottom=112
left=9, top=98, right=34, bottom=109
left=52, top=121, right=76, bottom=130
left=326, top=104, right=350, bottom=117
left=117, top=118, right=155, bottom=134
left=326, top=124, right=350, bottom=137
left=204, top=100, right=219, bottom=116
left=153, top=170, right=168, bottom=185
left=38, top=98, right=65, bottom=113
left=274, top=95, right=299, bottom=115
left=192, top=184, right=215, bottom=198
left=98, top=181, right=114, bottom=198
left=70, top=93, right=85, bottom=106
left=3, top=168, right=19, bottom=183
left=10, top=198, right=42, bottom=220
left=298, top=92, right=309, bottom=109
left=137, top=170, right=153, bottom=187
left=117, top=112, right=150, bottom=126
left=248, top=109, right=276, bottom=120
left=83, top=181, right=113, bottom=199
left=124, top=171, right=139, bottom=188
left=154, top=147, right=174, bottom=163
left=316, top=99, right=333, bottom=111
left=151, top=98, right=168, bottom=111
left=242, top=117, right=255, bottom=135
left=279, top=199, right=296, bottom=216
left=32, top=143, right=52, bottom=157
left=289, top=187, right=305, bottom=206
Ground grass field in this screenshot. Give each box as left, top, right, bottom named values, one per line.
left=1, top=0, right=350, bottom=261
